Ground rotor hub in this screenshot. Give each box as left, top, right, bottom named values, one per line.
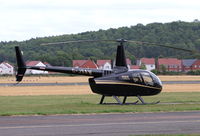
left=116, top=39, right=127, bottom=45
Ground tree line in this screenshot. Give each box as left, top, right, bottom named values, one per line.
left=1, top=20, right=200, bottom=67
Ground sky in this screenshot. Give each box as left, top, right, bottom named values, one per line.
left=0, top=0, right=200, bottom=41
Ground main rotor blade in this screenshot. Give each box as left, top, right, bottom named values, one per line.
left=127, top=40, right=197, bottom=53
left=41, top=40, right=116, bottom=45
left=41, top=38, right=197, bottom=54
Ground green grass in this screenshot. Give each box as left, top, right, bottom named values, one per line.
left=1, top=92, right=200, bottom=116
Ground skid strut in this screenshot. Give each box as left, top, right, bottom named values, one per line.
left=99, top=95, right=159, bottom=105
left=122, top=96, right=127, bottom=104
left=137, top=95, right=160, bottom=105
left=99, top=95, right=105, bottom=104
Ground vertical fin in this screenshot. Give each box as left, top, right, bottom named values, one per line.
left=115, top=44, right=127, bottom=67
left=15, top=46, right=26, bottom=82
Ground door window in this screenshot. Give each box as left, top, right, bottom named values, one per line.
left=132, top=73, right=142, bottom=83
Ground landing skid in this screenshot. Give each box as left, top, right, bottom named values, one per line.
left=137, top=95, right=160, bottom=105
left=99, top=95, right=159, bottom=105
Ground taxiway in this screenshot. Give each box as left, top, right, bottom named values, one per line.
left=0, top=111, right=200, bottom=136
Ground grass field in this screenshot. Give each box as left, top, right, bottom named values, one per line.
left=0, top=76, right=200, bottom=116
left=0, top=92, right=200, bottom=116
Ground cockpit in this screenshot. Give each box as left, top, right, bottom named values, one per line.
left=129, top=70, right=162, bottom=87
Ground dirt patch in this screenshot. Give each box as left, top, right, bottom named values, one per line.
left=163, top=84, right=200, bottom=92
left=0, top=85, right=93, bottom=96
left=0, top=76, right=89, bottom=83
left=0, top=84, right=199, bottom=96
left=1, top=76, right=200, bottom=96
left=159, top=75, right=200, bottom=81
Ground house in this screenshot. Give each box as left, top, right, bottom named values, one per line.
left=182, top=59, right=200, bottom=72
left=43, top=62, right=51, bottom=67
left=72, top=60, right=98, bottom=69
left=158, top=58, right=182, bottom=72
left=182, top=59, right=197, bottom=72
left=26, top=61, right=48, bottom=74
left=126, top=58, right=132, bottom=65
left=0, top=62, right=14, bottom=75
left=190, top=59, right=200, bottom=71
left=97, top=60, right=112, bottom=70
left=137, top=58, right=155, bottom=71
left=126, top=58, right=132, bottom=69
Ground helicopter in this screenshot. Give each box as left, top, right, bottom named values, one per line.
left=15, top=39, right=195, bottom=105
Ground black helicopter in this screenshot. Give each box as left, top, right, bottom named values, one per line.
left=15, top=39, right=194, bottom=105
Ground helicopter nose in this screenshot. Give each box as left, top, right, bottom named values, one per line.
left=156, top=79, right=162, bottom=88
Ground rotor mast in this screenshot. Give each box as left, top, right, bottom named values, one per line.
left=115, top=39, right=128, bottom=70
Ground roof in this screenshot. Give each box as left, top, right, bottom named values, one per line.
left=97, top=60, right=111, bottom=66
left=0, top=62, right=13, bottom=68
left=130, top=65, right=140, bottom=69
left=141, top=58, right=155, bottom=65
left=26, top=61, right=41, bottom=66
left=43, top=62, right=51, bottom=67
left=182, top=59, right=197, bottom=67
left=158, top=58, right=181, bottom=65
left=26, top=61, right=40, bottom=66
left=73, top=60, right=87, bottom=67
left=80, top=60, right=98, bottom=68
left=73, top=60, right=98, bottom=69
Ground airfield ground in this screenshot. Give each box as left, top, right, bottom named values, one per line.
left=1, top=76, right=200, bottom=135
left=0, top=75, right=200, bottom=96
left=1, top=75, right=200, bottom=116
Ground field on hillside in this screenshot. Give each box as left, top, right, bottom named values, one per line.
left=0, top=76, right=200, bottom=96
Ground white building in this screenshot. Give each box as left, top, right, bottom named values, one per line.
left=97, top=60, right=112, bottom=70
left=0, top=62, right=14, bottom=75
left=26, top=61, right=48, bottom=74
left=137, top=58, right=156, bottom=71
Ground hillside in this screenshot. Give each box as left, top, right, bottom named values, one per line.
left=1, top=20, right=200, bottom=66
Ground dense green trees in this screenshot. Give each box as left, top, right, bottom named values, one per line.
left=1, top=21, right=200, bottom=66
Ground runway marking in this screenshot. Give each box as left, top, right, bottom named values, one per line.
left=1, top=119, right=200, bottom=130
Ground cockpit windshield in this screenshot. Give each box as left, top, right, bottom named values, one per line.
left=130, top=70, right=162, bottom=86
left=148, top=71, right=162, bottom=85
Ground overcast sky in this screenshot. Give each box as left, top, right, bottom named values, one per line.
left=0, top=0, right=200, bottom=41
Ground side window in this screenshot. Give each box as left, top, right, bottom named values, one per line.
left=141, top=72, right=153, bottom=85
left=132, top=73, right=142, bottom=83
left=120, top=75, right=130, bottom=80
